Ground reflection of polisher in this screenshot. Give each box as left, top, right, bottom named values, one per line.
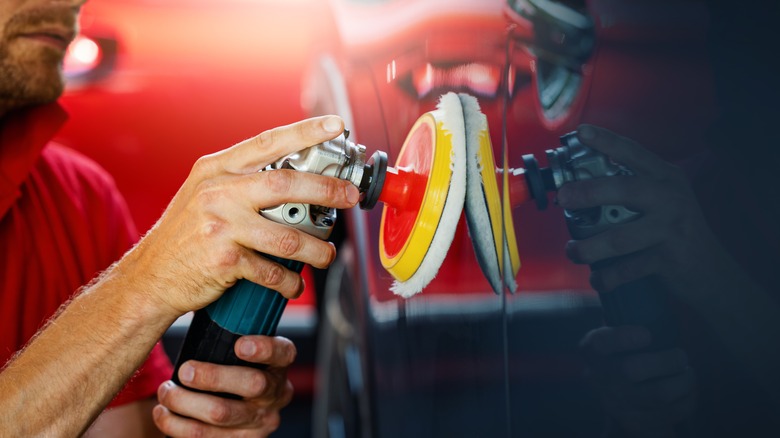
left=461, top=93, right=677, bottom=350
left=519, top=135, right=677, bottom=351
left=172, top=93, right=467, bottom=395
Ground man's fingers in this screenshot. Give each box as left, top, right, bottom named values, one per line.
left=175, top=361, right=274, bottom=400
left=556, top=176, right=663, bottom=212
left=235, top=335, right=297, bottom=368
left=218, top=116, right=344, bottom=175
left=621, top=348, right=690, bottom=383
left=231, top=248, right=306, bottom=300
left=564, top=217, right=665, bottom=265
left=632, top=367, right=696, bottom=407
left=246, top=169, right=360, bottom=211
left=577, top=124, right=671, bottom=177
left=156, top=381, right=264, bottom=427
left=153, top=404, right=279, bottom=438
left=580, top=326, right=653, bottom=357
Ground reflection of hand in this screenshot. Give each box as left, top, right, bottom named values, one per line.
left=556, top=124, right=719, bottom=297
left=115, top=116, right=359, bottom=319
left=154, top=336, right=295, bottom=437
left=580, top=326, right=697, bottom=438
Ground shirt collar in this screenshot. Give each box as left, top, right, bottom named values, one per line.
left=0, top=102, right=69, bottom=219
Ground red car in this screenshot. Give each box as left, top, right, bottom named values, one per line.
left=301, top=0, right=717, bottom=437
left=57, top=0, right=754, bottom=437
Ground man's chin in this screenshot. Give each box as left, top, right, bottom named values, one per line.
left=0, top=70, right=65, bottom=111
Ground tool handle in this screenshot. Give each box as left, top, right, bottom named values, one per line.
left=171, top=255, right=303, bottom=398
left=567, top=212, right=679, bottom=352
left=595, top=272, right=678, bottom=351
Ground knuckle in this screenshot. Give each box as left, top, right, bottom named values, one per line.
left=200, top=216, right=227, bottom=239
left=263, top=263, right=285, bottom=287
left=255, top=129, right=276, bottom=150
left=247, top=372, right=268, bottom=397
left=266, top=169, right=294, bottom=195
left=188, top=424, right=206, bottom=438
left=277, top=230, right=302, bottom=258
left=311, top=243, right=336, bottom=269
left=207, top=401, right=233, bottom=425
left=191, top=154, right=217, bottom=176
left=323, top=178, right=344, bottom=202
left=195, top=364, right=217, bottom=388
left=214, top=248, right=243, bottom=275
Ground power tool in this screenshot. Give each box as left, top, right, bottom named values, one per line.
left=172, top=92, right=469, bottom=395
left=460, top=92, right=677, bottom=351
left=520, top=132, right=678, bottom=350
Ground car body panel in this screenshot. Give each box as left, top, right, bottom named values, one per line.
left=304, top=0, right=717, bottom=437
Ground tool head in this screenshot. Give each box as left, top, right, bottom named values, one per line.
left=378, top=92, right=467, bottom=298
left=459, top=93, right=520, bottom=294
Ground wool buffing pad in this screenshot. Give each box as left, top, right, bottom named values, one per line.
left=459, top=93, right=520, bottom=294
left=378, top=92, right=467, bottom=298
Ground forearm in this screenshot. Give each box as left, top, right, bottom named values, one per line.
left=0, top=265, right=179, bottom=436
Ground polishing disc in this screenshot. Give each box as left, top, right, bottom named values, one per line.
left=379, top=92, right=467, bottom=297
left=460, top=93, right=520, bottom=294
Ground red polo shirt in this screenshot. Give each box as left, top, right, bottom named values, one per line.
left=0, top=103, right=172, bottom=408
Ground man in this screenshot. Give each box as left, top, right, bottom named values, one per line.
left=0, top=0, right=357, bottom=436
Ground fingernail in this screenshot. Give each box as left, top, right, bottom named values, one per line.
left=239, top=339, right=257, bottom=357
left=179, top=363, right=195, bottom=383
left=324, top=116, right=342, bottom=133
left=578, top=125, right=595, bottom=141
left=345, top=184, right=359, bottom=205
left=153, top=405, right=163, bottom=421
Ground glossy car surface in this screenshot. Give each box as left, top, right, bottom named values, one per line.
left=54, top=0, right=721, bottom=436
left=302, top=0, right=717, bottom=437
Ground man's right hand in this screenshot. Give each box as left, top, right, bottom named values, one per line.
left=114, top=115, right=359, bottom=318
left=579, top=325, right=697, bottom=438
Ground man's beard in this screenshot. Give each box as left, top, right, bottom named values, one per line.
left=0, top=7, right=73, bottom=109
left=0, top=47, right=65, bottom=107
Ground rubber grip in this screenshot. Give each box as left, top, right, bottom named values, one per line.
left=596, top=274, right=678, bottom=351
left=567, top=212, right=679, bottom=352
left=171, top=255, right=304, bottom=398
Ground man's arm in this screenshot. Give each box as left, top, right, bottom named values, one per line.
left=0, top=116, right=357, bottom=436
left=85, top=398, right=163, bottom=438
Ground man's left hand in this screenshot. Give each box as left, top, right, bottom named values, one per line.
left=154, top=335, right=295, bottom=437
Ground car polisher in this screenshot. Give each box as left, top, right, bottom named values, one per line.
left=172, top=92, right=469, bottom=396
left=459, top=93, right=521, bottom=295
left=461, top=98, right=678, bottom=350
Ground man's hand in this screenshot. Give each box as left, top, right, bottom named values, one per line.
left=154, top=335, right=296, bottom=437
left=556, top=124, right=719, bottom=299
left=580, top=326, right=697, bottom=438
left=116, top=115, right=359, bottom=320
